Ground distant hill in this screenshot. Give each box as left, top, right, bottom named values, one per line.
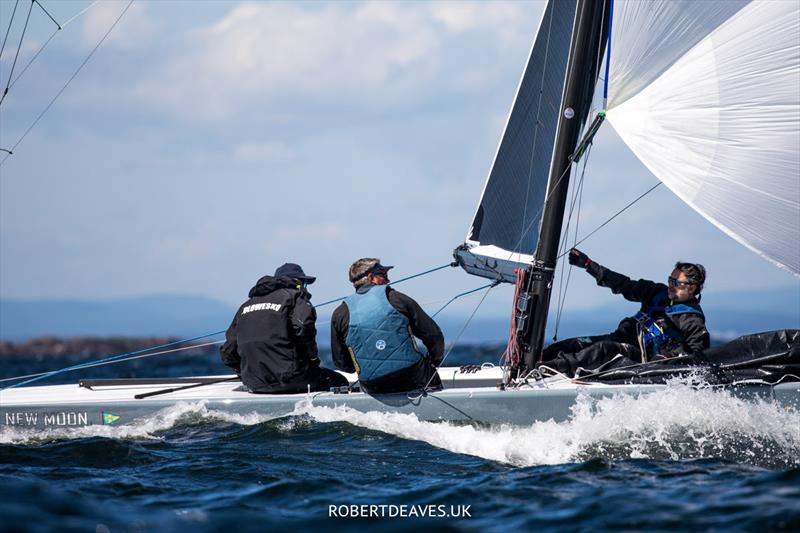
left=1, top=286, right=797, bottom=343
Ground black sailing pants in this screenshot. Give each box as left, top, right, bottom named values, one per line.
left=540, top=334, right=642, bottom=377
left=250, top=367, right=349, bottom=394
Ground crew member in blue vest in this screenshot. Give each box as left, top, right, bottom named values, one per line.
left=220, top=263, right=348, bottom=394
left=540, top=249, right=709, bottom=376
left=331, top=258, right=444, bottom=393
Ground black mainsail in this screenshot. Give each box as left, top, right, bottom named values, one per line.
left=454, top=0, right=610, bottom=371
left=454, top=0, right=578, bottom=284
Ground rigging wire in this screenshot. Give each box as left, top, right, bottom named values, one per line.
left=552, top=143, right=592, bottom=340
left=2, top=0, right=64, bottom=99
left=0, top=0, right=35, bottom=107
left=8, top=27, right=56, bottom=89
left=421, top=283, right=497, bottom=392
left=313, top=263, right=453, bottom=308
left=0, top=340, right=224, bottom=383
left=0, top=0, right=134, bottom=166
left=430, top=282, right=497, bottom=318
left=563, top=151, right=586, bottom=313
left=10, top=1, right=100, bottom=90
left=32, top=0, right=61, bottom=30
left=556, top=181, right=663, bottom=260
left=0, top=0, right=21, bottom=63
left=4, top=330, right=226, bottom=389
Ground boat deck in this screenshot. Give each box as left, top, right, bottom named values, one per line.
left=2, top=367, right=798, bottom=428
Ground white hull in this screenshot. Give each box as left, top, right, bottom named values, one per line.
left=2, top=366, right=799, bottom=429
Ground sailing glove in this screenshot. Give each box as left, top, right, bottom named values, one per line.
left=568, top=248, right=592, bottom=269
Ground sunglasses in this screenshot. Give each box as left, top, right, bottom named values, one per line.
left=668, top=277, right=695, bottom=288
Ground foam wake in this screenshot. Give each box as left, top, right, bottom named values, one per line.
left=4, top=379, right=798, bottom=468
left=0, top=401, right=276, bottom=445
left=295, top=379, right=800, bottom=468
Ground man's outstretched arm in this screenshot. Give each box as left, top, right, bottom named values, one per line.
left=570, top=248, right=660, bottom=303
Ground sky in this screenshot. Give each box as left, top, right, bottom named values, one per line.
left=1, top=0, right=798, bottom=326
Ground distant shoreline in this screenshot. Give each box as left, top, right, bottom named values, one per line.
left=0, top=334, right=736, bottom=358
left=0, top=336, right=220, bottom=358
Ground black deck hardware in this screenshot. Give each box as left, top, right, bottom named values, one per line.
left=79, top=377, right=236, bottom=390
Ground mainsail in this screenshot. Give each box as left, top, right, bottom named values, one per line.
left=454, top=0, right=609, bottom=368
left=606, top=0, right=800, bottom=275
left=454, top=0, right=581, bottom=283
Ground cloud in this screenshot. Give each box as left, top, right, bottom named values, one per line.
left=82, top=1, right=158, bottom=49
left=430, top=1, right=539, bottom=48
left=127, top=1, right=540, bottom=120
left=233, top=141, right=294, bottom=161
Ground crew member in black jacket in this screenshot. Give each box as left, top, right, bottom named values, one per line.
left=331, top=258, right=444, bottom=393
left=220, top=263, right=348, bottom=393
left=540, top=249, right=710, bottom=376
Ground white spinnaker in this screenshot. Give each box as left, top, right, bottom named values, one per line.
left=607, top=0, right=800, bottom=276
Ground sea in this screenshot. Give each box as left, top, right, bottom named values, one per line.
left=1, top=347, right=799, bottom=533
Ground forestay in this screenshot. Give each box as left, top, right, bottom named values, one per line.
left=607, top=0, right=800, bottom=275
left=455, top=0, right=579, bottom=283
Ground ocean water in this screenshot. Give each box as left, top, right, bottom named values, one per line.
left=2, top=350, right=799, bottom=532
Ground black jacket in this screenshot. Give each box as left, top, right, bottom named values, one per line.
left=220, top=275, right=320, bottom=393
left=331, top=285, right=444, bottom=392
left=586, top=262, right=710, bottom=355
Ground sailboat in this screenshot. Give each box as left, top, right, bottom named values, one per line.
left=2, top=0, right=798, bottom=429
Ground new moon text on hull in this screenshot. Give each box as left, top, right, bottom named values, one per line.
left=4, top=411, right=89, bottom=426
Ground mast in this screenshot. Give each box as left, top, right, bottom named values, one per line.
left=520, top=0, right=610, bottom=372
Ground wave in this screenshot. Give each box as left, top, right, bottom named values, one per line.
left=295, top=378, right=800, bottom=468
left=3, top=377, right=798, bottom=468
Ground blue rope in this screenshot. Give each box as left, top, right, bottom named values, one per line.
left=431, top=282, right=497, bottom=317
left=3, top=263, right=456, bottom=389
left=3, top=331, right=226, bottom=390
left=314, top=263, right=452, bottom=308
left=603, top=0, right=614, bottom=105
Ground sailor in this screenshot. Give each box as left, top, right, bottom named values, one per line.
left=220, top=263, right=348, bottom=393
left=331, top=258, right=444, bottom=393
left=540, top=248, right=710, bottom=376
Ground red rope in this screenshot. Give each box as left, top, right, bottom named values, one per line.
left=501, top=268, right=526, bottom=370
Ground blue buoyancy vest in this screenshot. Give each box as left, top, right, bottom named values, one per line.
left=344, top=285, right=422, bottom=382
left=634, top=291, right=704, bottom=355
